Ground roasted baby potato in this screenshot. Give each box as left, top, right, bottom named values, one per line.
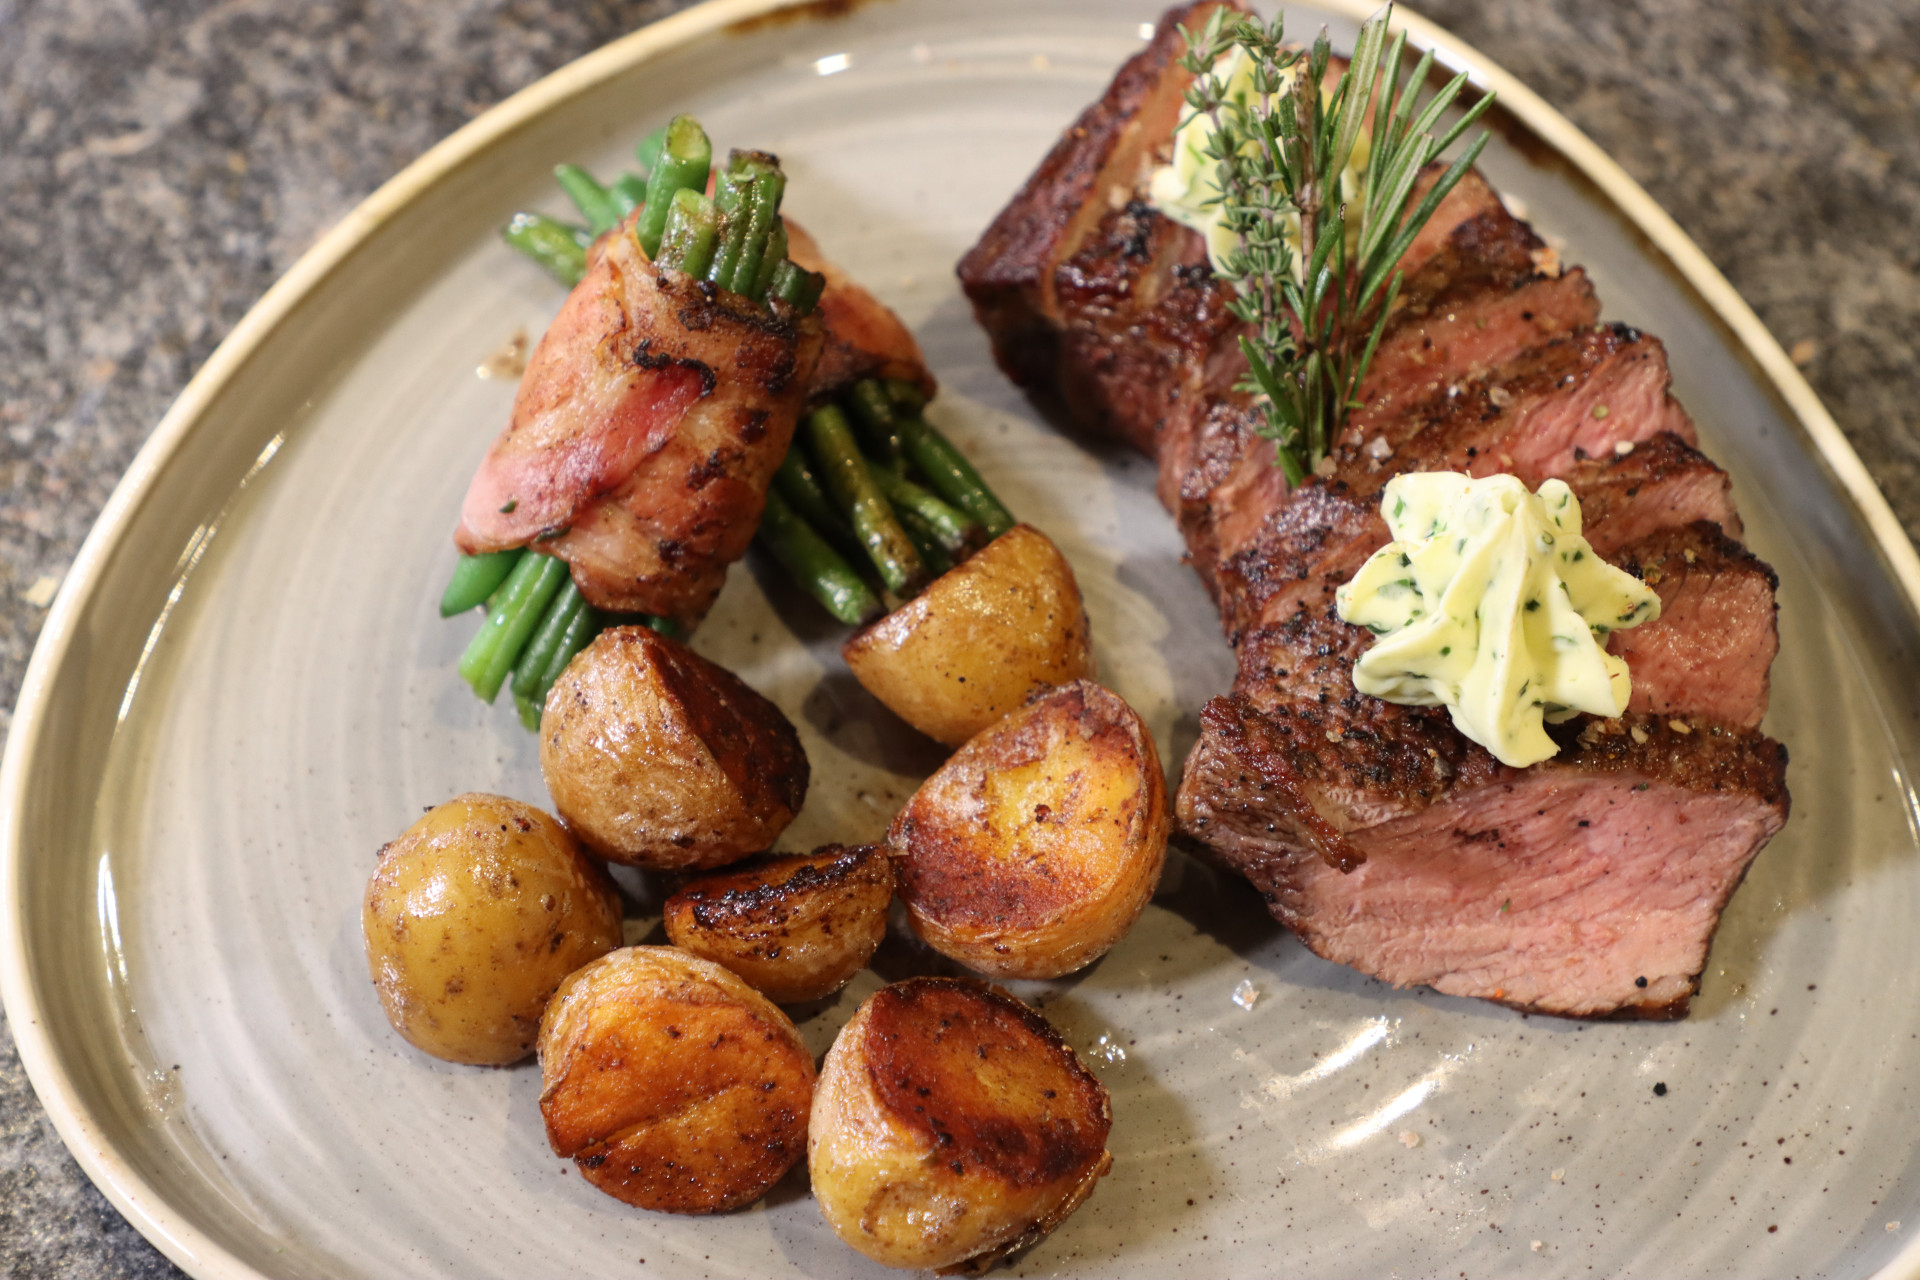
left=540, top=625, right=808, bottom=870
left=810, top=977, right=1113, bottom=1272
left=889, top=680, right=1168, bottom=979
left=663, top=844, right=895, bottom=1003
left=842, top=523, right=1093, bottom=746
left=362, top=793, right=623, bottom=1066
left=537, top=946, right=815, bottom=1213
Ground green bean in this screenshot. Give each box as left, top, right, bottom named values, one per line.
left=893, top=504, right=954, bottom=577
left=706, top=160, right=762, bottom=292
left=758, top=487, right=884, bottom=625
left=867, top=463, right=980, bottom=555
left=657, top=189, right=720, bottom=278
left=636, top=115, right=712, bottom=258
left=750, top=220, right=789, bottom=301
left=726, top=162, right=786, bottom=295
left=439, top=548, right=524, bottom=617
left=773, top=449, right=865, bottom=562
left=768, top=259, right=825, bottom=314
left=554, top=164, right=620, bottom=236
left=885, top=378, right=929, bottom=412
left=893, top=405, right=1016, bottom=537
left=609, top=173, right=648, bottom=217
left=502, top=212, right=589, bottom=286
left=462, top=553, right=571, bottom=703
left=634, top=123, right=669, bottom=177
left=806, top=404, right=925, bottom=595
left=512, top=578, right=585, bottom=702
left=534, top=597, right=604, bottom=707
left=456, top=551, right=542, bottom=689
left=514, top=690, right=543, bottom=731
left=845, top=379, right=904, bottom=464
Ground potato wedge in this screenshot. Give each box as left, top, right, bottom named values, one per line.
left=537, top=946, right=815, bottom=1213
left=663, top=844, right=895, bottom=1003
left=889, top=679, right=1168, bottom=979
left=362, top=793, right=622, bottom=1066
left=810, top=977, right=1112, bottom=1272
left=842, top=524, right=1093, bottom=746
left=540, top=626, right=808, bottom=870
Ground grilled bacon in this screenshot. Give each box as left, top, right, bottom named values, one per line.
left=458, top=216, right=930, bottom=626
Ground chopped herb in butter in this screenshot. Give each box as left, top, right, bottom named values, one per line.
left=1146, top=47, right=1368, bottom=275
left=1334, top=472, right=1661, bottom=767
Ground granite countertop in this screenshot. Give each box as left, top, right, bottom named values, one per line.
left=1, top=0, right=1915, bottom=1274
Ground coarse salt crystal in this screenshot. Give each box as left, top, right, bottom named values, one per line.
left=1232, top=979, right=1260, bottom=1010
left=1398, top=1130, right=1421, bottom=1148
left=1550, top=1168, right=1565, bottom=1182
left=1531, top=1240, right=1544, bottom=1252
left=1614, top=440, right=1635, bottom=457
left=1487, top=385, right=1513, bottom=409
left=1366, top=436, right=1392, bottom=460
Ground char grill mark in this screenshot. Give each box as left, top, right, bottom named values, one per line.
left=956, top=0, right=1789, bottom=1018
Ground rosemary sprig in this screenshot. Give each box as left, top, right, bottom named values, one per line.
left=1177, top=4, right=1495, bottom=484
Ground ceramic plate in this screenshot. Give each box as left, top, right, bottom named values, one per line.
left=8, top=0, right=1920, bottom=1276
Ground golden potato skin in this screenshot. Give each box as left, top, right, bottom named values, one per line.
left=890, top=680, right=1169, bottom=979
left=362, top=793, right=623, bottom=1066
left=663, top=844, right=895, bottom=1003
left=842, top=524, right=1093, bottom=746
left=540, top=626, right=808, bottom=870
left=538, top=946, right=815, bottom=1213
left=810, top=977, right=1113, bottom=1272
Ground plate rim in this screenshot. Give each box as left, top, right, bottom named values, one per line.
left=4, top=0, right=1916, bottom=1276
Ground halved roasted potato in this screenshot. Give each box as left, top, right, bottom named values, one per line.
left=810, top=977, right=1113, bottom=1272
left=540, top=626, right=808, bottom=870
left=361, top=793, right=623, bottom=1066
left=889, top=679, right=1168, bottom=979
left=663, top=844, right=895, bottom=1003
left=842, top=523, right=1093, bottom=746
left=537, top=946, right=815, bottom=1213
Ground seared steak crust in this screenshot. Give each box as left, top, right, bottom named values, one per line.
left=957, top=0, right=1789, bottom=1018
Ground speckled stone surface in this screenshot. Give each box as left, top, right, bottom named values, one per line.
left=0, top=1, right=1915, bottom=1275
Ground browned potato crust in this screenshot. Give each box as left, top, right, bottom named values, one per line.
left=540, top=626, right=808, bottom=870
left=810, top=977, right=1113, bottom=1272
left=361, top=793, right=622, bottom=1066
left=889, top=680, right=1169, bottom=979
left=842, top=524, right=1093, bottom=746
left=663, top=844, right=895, bottom=1003
left=537, top=946, right=815, bottom=1213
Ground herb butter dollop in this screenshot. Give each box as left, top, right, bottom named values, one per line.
left=1335, top=472, right=1661, bottom=768
left=1146, top=49, right=1367, bottom=275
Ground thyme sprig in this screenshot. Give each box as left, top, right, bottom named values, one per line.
left=1178, top=4, right=1495, bottom=484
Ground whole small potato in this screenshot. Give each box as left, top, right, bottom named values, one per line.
left=890, top=680, right=1168, bottom=980
left=810, top=977, right=1113, bottom=1272
left=362, top=793, right=623, bottom=1066
left=843, top=524, right=1093, bottom=746
left=664, top=844, right=895, bottom=1003
left=538, top=946, right=815, bottom=1213
left=541, top=626, right=808, bottom=870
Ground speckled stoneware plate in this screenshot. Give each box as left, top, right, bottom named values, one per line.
left=7, top=0, right=1920, bottom=1276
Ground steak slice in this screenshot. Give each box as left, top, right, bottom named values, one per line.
left=1607, top=523, right=1780, bottom=729
left=1179, top=693, right=1789, bottom=1018
left=956, top=0, right=1221, bottom=398
left=1563, top=433, right=1741, bottom=556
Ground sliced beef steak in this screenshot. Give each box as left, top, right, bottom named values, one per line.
left=1608, top=523, right=1780, bottom=729
left=1180, top=695, right=1788, bottom=1018
left=959, top=0, right=1789, bottom=1018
